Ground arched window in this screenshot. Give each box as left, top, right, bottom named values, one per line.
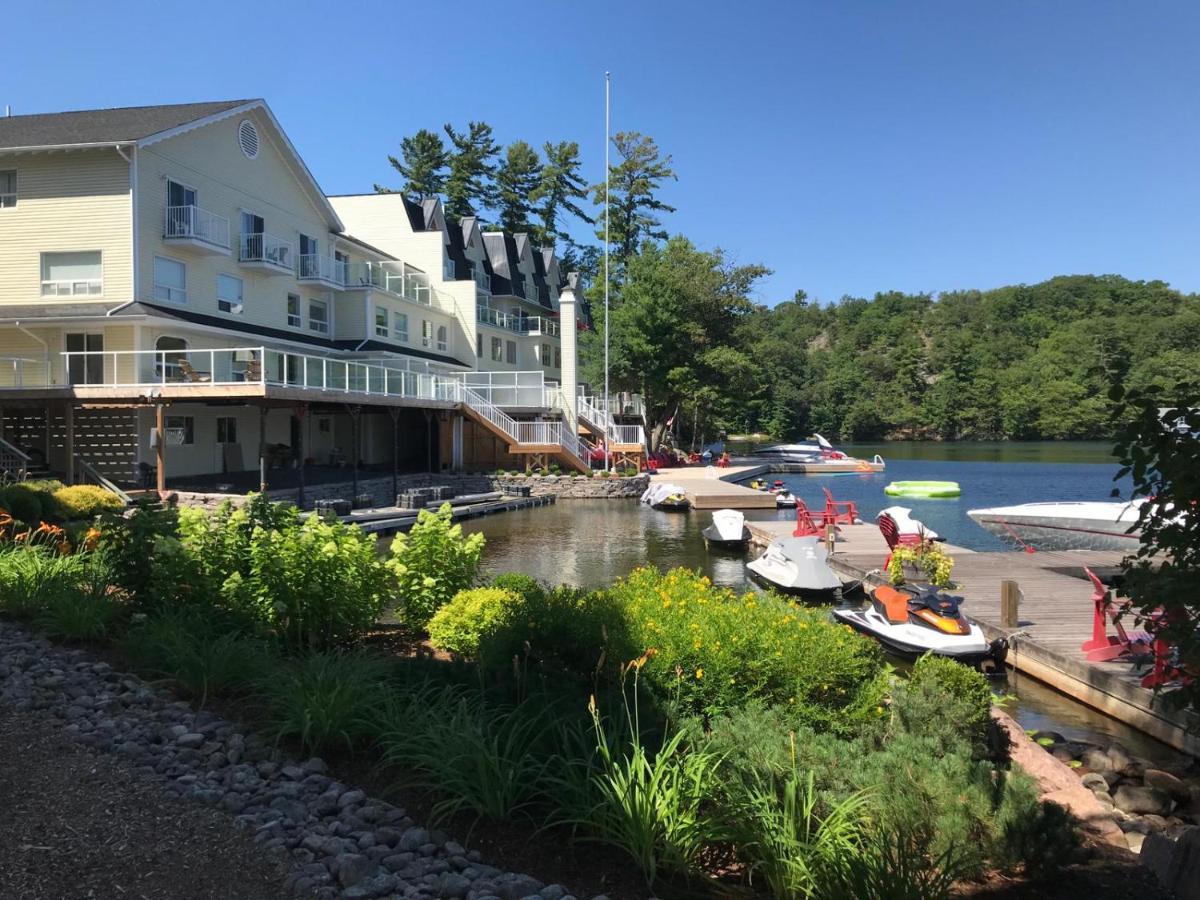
left=155, top=336, right=188, bottom=382
left=436, top=325, right=448, bottom=352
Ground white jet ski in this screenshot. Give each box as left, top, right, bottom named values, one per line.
left=833, top=584, right=1006, bottom=668
left=745, top=536, right=856, bottom=599
left=702, top=509, right=750, bottom=548
left=775, top=489, right=798, bottom=508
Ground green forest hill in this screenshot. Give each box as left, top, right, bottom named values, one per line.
left=740, top=274, right=1199, bottom=442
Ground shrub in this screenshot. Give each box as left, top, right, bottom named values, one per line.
left=52, top=484, right=125, bottom=520
left=894, top=653, right=995, bottom=754
left=428, top=588, right=518, bottom=658
left=623, top=467, right=639, bottom=477
left=0, top=483, right=55, bottom=525
left=887, top=541, right=954, bottom=587
left=121, top=607, right=273, bottom=704
left=259, top=651, right=390, bottom=754
left=387, top=504, right=485, bottom=628
left=0, top=544, right=90, bottom=619
left=96, top=500, right=189, bottom=607
left=609, top=567, right=889, bottom=729
left=34, top=552, right=122, bottom=641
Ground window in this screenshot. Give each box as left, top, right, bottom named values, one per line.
left=41, top=251, right=101, bottom=297
left=436, top=325, right=448, bottom=352
left=375, top=306, right=389, bottom=338
left=65, top=333, right=103, bottom=384
left=216, top=417, right=238, bottom=444
left=505, top=340, right=516, bottom=365
left=153, top=256, right=186, bottom=304
left=217, top=274, right=243, bottom=314
left=309, top=298, right=328, bottom=333
left=394, top=312, right=408, bottom=342
left=0, top=170, right=16, bottom=208
left=476, top=333, right=483, bottom=358
left=554, top=348, right=562, bottom=369
left=298, top=234, right=318, bottom=277
left=164, top=415, right=195, bottom=445
left=421, top=320, right=433, bottom=349
left=541, top=343, right=551, bottom=367
left=164, top=180, right=197, bottom=237
left=490, top=336, right=503, bottom=361
left=443, top=255, right=457, bottom=280
left=525, top=276, right=537, bottom=300
left=155, top=335, right=188, bottom=382
left=287, top=293, right=301, bottom=327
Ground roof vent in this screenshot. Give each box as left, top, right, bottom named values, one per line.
left=237, top=120, right=259, bottom=159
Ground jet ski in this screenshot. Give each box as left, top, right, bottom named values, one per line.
left=745, top=536, right=858, bottom=599
left=702, top=509, right=750, bottom=549
left=833, top=584, right=1007, bottom=668
left=640, top=482, right=690, bottom=511
left=775, top=489, right=798, bottom=508
left=748, top=478, right=770, bottom=491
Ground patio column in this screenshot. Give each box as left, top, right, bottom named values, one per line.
left=154, top=404, right=166, bottom=496
left=258, top=405, right=268, bottom=492
left=388, top=406, right=401, bottom=503
left=63, top=403, right=74, bottom=485
left=294, top=402, right=308, bottom=509
left=558, top=275, right=580, bottom=423
left=451, top=413, right=463, bottom=472
left=423, top=409, right=433, bottom=473
left=346, top=404, right=361, bottom=502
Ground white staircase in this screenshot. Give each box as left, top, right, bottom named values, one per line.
left=455, top=382, right=589, bottom=472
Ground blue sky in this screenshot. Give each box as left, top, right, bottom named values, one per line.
left=6, top=1, right=1199, bottom=304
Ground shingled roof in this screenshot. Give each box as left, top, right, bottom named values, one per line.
left=0, top=100, right=255, bottom=150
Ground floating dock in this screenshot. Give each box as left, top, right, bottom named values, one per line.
left=331, top=494, right=555, bottom=535
left=649, top=466, right=777, bottom=509
left=765, top=523, right=1200, bottom=755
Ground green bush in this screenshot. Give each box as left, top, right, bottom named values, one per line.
left=427, top=588, right=518, bottom=658
left=96, top=500, right=190, bottom=607
left=0, top=544, right=90, bottom=619
left=52, top=484, right=125, bottom=520
left=259, top=651, right=390, bottom=754
left=609, top=567, right=889, bottom=729
left=34, top=553, right=122, bottom=641
left=387, top=504, right=485, bottom=628
left=0, top=483, right=56, bottom=525
left=895, top=653, right=995, bottom=754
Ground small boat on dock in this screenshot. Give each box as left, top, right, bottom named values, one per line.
left=641, top=482, right=691, bottom=511
left=966, top=500, right=1143, bottom=551
left=746, top=536, right=858, bottom=599
left=774, top=489, right=798, bottom=508
left=833, top=584, right=1005, bottom=668
left=702, top=509, right=750, bottom=548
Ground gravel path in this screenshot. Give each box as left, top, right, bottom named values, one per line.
left=0, top=624, right=600, bottom=900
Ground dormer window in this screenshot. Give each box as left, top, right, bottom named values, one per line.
left=443, top=256, right=456, bottom=281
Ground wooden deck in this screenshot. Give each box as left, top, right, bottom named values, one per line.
left=329, top=493, right=556, bottom=535
left=824, top=543, right=1200, bottom=755
left=650, top=466, right=777, bottom=509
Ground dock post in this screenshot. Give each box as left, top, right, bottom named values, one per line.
left=1001, top=580, right=1020, bottom=628
left=825, top=523, right=837, bottom=554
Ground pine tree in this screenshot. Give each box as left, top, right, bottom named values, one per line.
left=531, top=141, right=594, bottom=248
left=443, top=121, right=500, bottom=219
left=592, top=132, right=677, bottom=264
left=494, top=141, right=543, bottom=234
left=375, top=129, right=449, bottom=199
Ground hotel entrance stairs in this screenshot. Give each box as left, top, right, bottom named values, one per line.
left=458, top=386, right=589, bottom=473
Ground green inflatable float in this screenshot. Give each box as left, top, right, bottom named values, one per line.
left=883, top=480, right=961, bottom=499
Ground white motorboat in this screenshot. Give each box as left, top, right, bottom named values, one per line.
left=966, top=501, right=1143, bottom=552
left=878, top=506, right=939, bottom=541
left=640, top=482, right=690, bottom=511
left=775, top=489, right=798, bottom=508
left=833, top=584, right=1005, bottom=668
left=745, top=536, right=856, bottom=598
left=749, top=434, right=836, bottom=462
left=702, top=509, right=750, bottom=548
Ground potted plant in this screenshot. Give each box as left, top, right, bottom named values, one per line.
left=887, top=541, right=955, bottom=587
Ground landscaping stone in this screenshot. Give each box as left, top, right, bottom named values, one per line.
left=0, top=621, right=582, bottom=900
left=1081, top=772, right=1110, bottom=792
left=1115, top=784, right=1174, bottom=816
left=1146, top=769, right=1191, bottom=801
left=1141, top=826, right=1200, bottom=900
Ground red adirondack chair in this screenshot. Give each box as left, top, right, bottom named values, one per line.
left=878, top=511, right=924, bottom=570
left=822, top=487, right=859, bottom=525
left=793, top=500, right=823, bottom=537
left=1080, top=567, right=1153, bottom=663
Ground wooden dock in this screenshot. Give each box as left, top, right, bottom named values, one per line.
left=331, top=494, right=555, bottom=535
left=820, top=539, right=1199, bottom=755
left=649, top=466, right=777, bottom=509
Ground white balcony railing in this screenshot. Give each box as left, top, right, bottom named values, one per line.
left=473, top=268, right=492, bottom=293
left=298, top=254, right=347, bottom=286
left=164, top=205, right=231, bottom=248
left=525, top=317, right=559, bottom=337
left=346, top=261, right=455, bottom=310
left=41, top=279, right=102, bottom=297
left=462, top=371, right=551, bottom=407
left=239, top=232, right=293, bottom=269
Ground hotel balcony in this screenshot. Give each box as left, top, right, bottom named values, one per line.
left=163, top=205, right=231, bottom=255
left=298, top=253, right=348, bottom=290
left=346, top=261, right=455, bottom=310
left=238, top=232, right=294, bottom=275
left=476, top=307, right=559, bottom=337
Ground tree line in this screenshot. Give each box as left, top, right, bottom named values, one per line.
left=380, top=128, right=1200, bottom=446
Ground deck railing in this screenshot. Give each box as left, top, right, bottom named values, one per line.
left=298, top=253, right=348, bottom=285
left=0, top=436, right=30, bottom=478
left=240, top=232, right=293, bottom=268
left=164, top=205, right=230, bottom=248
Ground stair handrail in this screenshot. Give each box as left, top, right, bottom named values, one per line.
left=0, top=436, right=30, bottom=477
left=73, top=457, right=132, bottom=505
left=461, top=385, right=521, bottom=444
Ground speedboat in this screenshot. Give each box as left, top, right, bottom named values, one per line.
left=833, top=584, right=1006, bottom=668
left=745, top=536, right=857, bottom=599
left=640, top=482, right=690, bottom=512
left=966, top=501, right=1143, bottom=552
left=775, top=489, right=798, bottom=508
left=702, top=509, right=750, bottom=548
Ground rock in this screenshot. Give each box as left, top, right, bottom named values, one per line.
left=1141, top=826, right=1200, bottom=899
left=175, top=732, right=205, bottom=748
left=1081, top=748, right=1113, bottom=772
left=1114, top=784, right=1174, bottom=816
left=493, top=874, right=544, bottom=900
left=540, top=887, right=567, bottom=900
left=335, top=852, right=374, bottom=888
left=1127, top=831, right=1147, bottom=853
left=337, top=788, right=366, bottom=809
left=303, top=756, right=328, bottom=775
left=398, top=827, right=429, bottom=852
left=443, top=840, right=465, bottom=857
left=1146, top=769, right=1192, bottom=801
left=1081, top=772, right=1111, bottom=793
left=1106, top=744, right=1134, bottom=773
left=437, top=873, right=472, bottom=898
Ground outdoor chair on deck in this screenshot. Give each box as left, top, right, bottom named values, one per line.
left=793, top=500, right=824, bottom=538
left=241, top=359, right=262, bottom=382
left=1080, top=567, right=1153, bottom=663
left=178, top=359, right=211, bottom=383
left=878, top=511, right=924, bottom=570
left=822, top=487, right=859, bottom=525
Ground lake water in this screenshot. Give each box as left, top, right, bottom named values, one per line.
left=456, top=442, right=1183, bottom=764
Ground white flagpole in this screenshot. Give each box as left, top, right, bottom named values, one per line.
left=603, top=71, right=611, bottom=471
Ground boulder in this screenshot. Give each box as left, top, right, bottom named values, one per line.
left=1081, top=772, right=1110, bottom=793
left=1146, top=769, right=1192, bottom=801
left=1141, top=826, right=1200, bottom=900
left=1107, top=743, right=1135, bottom=773
left=1114, top=783, right=1173, bottom=816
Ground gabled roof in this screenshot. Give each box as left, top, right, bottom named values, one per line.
left=0, top=99, right=253, bottom=150
left=402, top=196, right=428, bottom=231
